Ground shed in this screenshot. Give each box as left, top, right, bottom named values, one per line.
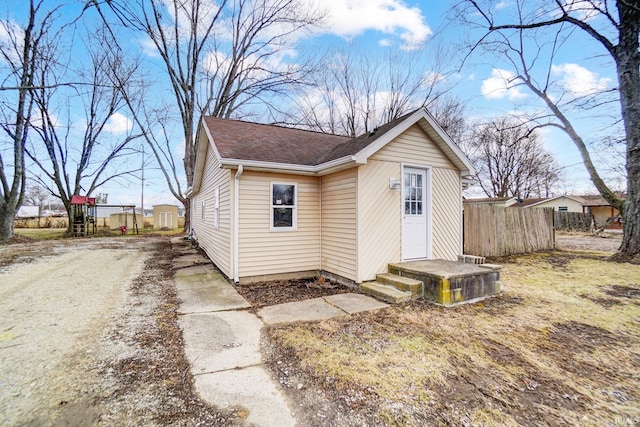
left=109, top=212, right=142, bottom=231
left=153, top=204, right=179, bottom=229
left=188, top=108, right=475, bottom=285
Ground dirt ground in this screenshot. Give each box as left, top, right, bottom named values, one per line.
left=555, top=230, right=623, bottom=253
left=0, top=236, right=239, bottom=426
left=1, top=232, right=636, bottom=426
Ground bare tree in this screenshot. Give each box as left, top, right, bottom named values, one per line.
left=23, top=184, right=48, bottom=210
left=464, top=117, right=561, bottom=198
left=455, top=0, right=640, bottom=259
left=97, top=0, right=323, bottom=231
left=25, top=26, right=143, bottom=235
left=291, top=43, right=461, bottom=137
left=0, top=0, right=59, bottom=241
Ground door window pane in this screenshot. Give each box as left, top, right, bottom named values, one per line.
left=404, top=170, right=425, bottom=216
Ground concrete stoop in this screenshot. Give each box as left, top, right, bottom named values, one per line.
left=376, top=273, right=423, bottom=297
left=360, top=281, right=412, bottom=303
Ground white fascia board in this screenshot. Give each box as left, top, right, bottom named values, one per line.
left=219, top=155, right=357, bottom=176
left=419, top=109, right=476, bottom=176
left=350, top=108, right=476, bottom=176
left=353, top=109, right=426, bottom=163
left=191, top=120, right=216, bottom=194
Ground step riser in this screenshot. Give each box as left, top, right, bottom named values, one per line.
left=360, top=282, right=411, bottom=304
left=376, top=273, right=423, bottom=298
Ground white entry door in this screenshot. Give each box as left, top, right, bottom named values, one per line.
left=402, top=167, right=429, bottom=259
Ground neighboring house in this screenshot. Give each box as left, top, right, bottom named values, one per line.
left=463, top=197, right=518, bottom=207
left=579, top=194, right=623, bottom=228
left=188, top=108, right=474, bottom=284
left=516, top=195, right=585, bottom=212
left=15, top=205, right=39, bottom=218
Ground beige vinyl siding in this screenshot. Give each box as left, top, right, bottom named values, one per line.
left=432, top=168, right=463, bottom=260
left=190, top=141, right=233, bottom=278
left=362, top=124, right=463, bottom=270
left=320, top=168, right=358, bottom=282
left=531, top=197, right=583, bottom=212
left=357, top=160, right=402, bottom=282
left=238, top=172, right=320, bottom=278
left=370, top=124, right=456, bottom=169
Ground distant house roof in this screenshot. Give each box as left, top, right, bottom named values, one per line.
left=192, top=108, right=475, bottom=195
left=463, top=197, right=518, bottom=206
left=578, top=194, right=625, bottom=207
left=517, top=195, right=585, bottom=208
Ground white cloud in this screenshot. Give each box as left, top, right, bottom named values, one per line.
left=481, top=68, right=527, bottom=100
left=554, top=1, right=603, bottom=21
left=104, top=112, right=133, bottom=135
left=0, top=20, right=24, bottom=64
left=551, top=63, right=611, bottom=97
left=495, top=1, right=511, bottom=10
left=423, top=71, right=445, bottom=87
left=379, top=38, right=392, bottom=47
left=318, top=0, right=431, bottom=50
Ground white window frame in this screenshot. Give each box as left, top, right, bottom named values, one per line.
left=270, top=181, right=297, bottom=231
left=558, top=206, right=568, bottom=211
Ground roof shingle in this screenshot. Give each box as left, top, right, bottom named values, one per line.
left=202, top=116, right=351, bottom=166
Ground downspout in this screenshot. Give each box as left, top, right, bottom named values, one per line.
left=233, top=165, right=244, bottom=283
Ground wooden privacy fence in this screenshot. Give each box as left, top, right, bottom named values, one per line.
left=464, top=205, right=555, bottom=257
left=554, top=211, right=593, bottom=231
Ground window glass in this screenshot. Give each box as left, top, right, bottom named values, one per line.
left=273, top=207, right=293, bottom=227
left=271, top=183, right=296, bottom=229
left=272, top=184, right=295, bottom=206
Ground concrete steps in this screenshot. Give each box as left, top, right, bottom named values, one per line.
left=360, top=281, right=412, bottom=304
left=376, top=273, right=423, bottom=297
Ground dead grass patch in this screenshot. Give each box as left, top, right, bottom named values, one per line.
left=264, top=250, right=640, bottom=426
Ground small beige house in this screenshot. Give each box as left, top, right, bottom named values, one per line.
left=518, top=195, right=584, bottom=212
left=188, top=108, right=475, bottom=284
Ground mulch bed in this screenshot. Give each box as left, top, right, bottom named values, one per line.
left=235, top=277, right=354, bottom=309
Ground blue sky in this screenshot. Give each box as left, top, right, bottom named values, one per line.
left=3, top=0, right=624, bottom=207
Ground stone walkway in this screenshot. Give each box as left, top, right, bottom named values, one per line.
left=170, top=237, right=388, bottom=427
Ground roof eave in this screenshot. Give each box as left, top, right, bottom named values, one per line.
left=350, top=108, right=476, bottom=176
left=219, top=155, right=358, bottom=176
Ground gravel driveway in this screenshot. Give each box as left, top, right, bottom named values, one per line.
left=0, top=240, right=147, bottom=426
left=1, top=237, right=235, bottom=427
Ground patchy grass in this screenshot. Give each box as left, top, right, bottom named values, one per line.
left=14, top=228, right=66, bottom=240
left=265, top=250, right=640, bottom=426
left=13, top=227, right=183, bottom=240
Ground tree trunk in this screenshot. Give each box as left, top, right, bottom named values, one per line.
left=0, top=201, right=16, bottom=241
left=615, top=1, right=640, bottom=259
left=182, top=199, right=190, bottom=233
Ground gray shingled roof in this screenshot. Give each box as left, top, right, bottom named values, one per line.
left=202, top=111, right=416, bottom=166
left=202, top=116, right=351, bottom=166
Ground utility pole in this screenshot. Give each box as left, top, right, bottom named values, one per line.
left=141, top=144, right=144, bottom=219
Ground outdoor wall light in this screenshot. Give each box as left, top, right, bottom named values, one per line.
left=389, top=178, right=401, bottom=190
